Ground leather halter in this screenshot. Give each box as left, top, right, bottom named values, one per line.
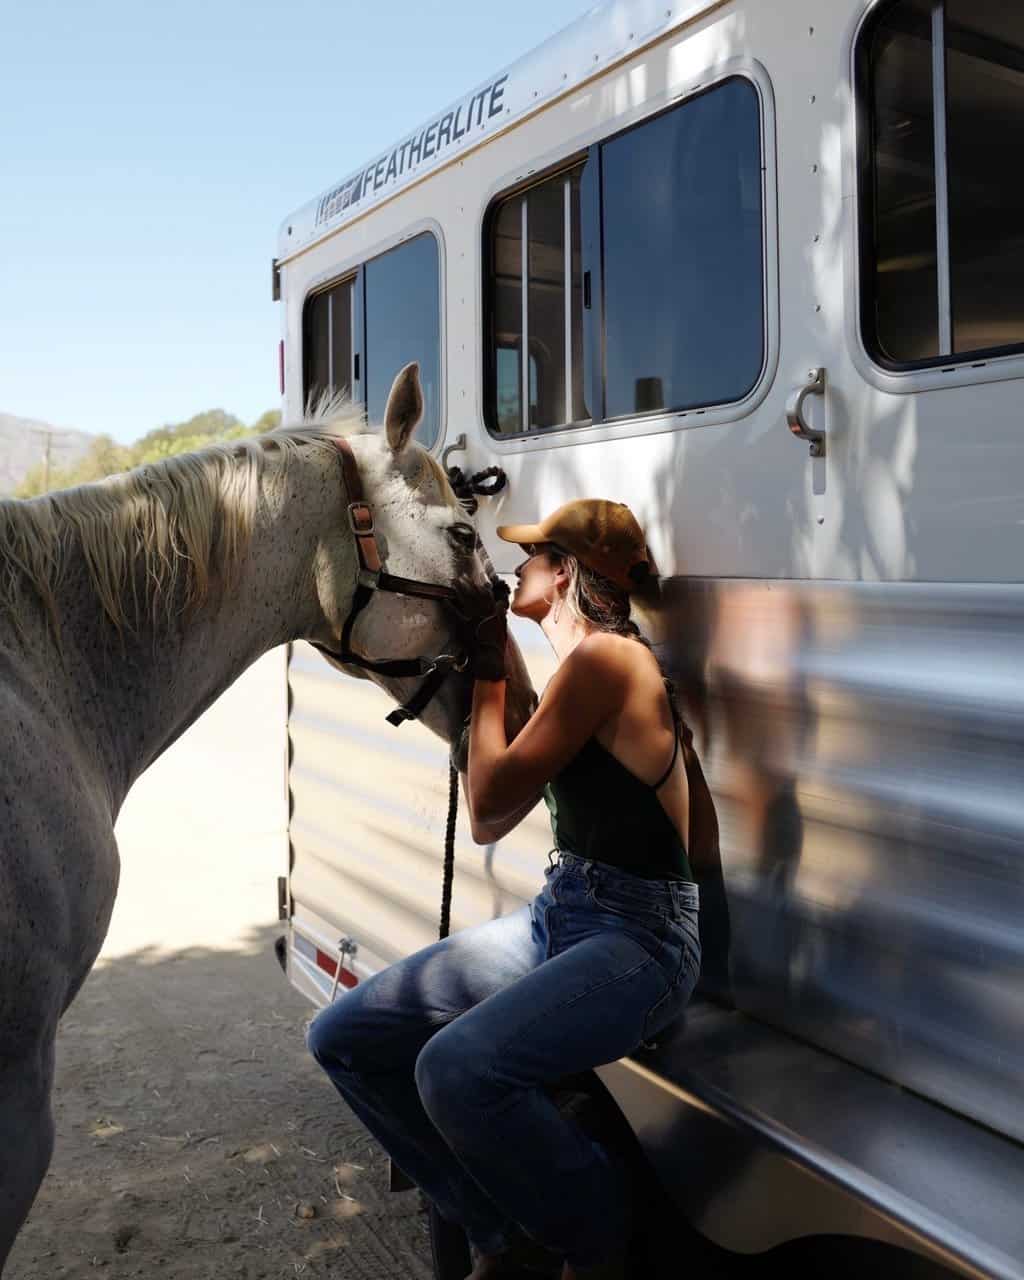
left=312, top=437, right=470, bottom=728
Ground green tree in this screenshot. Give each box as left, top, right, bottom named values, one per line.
left=15, top=408, right=281, bottom=497
left=250, top=409, right=282, bottom=434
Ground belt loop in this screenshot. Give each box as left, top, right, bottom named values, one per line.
left=547, top=847, right=558, bottom=872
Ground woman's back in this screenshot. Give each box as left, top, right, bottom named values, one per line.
left=590, top=634, right=691, bottom=851
left=542, top=634, right=695, bottom=881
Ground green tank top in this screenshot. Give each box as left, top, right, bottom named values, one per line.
left=542, top=696, right=704, bottom=882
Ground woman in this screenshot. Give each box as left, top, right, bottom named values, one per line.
left=307, top=498, right=713, bottom=1280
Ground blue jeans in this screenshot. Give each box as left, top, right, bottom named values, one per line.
left=306, top=851, right=700, bottom=1266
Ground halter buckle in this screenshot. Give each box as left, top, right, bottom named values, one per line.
left=424, top=653, right=468, bottom=677
left=348, top=502, right=374, bottom=535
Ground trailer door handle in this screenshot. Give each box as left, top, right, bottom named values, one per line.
left=786, top=367, right=826, bottom=458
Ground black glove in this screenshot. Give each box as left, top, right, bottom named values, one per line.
left=453, top=577, right=510, bottom=681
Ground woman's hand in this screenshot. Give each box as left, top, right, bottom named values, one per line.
left=453, top=577, right=510, bottom=681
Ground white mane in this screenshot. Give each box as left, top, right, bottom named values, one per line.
left=0, top=399, right=366, bottom=638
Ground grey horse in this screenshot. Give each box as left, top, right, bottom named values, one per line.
left=0, top=363, right=535, bottom=1270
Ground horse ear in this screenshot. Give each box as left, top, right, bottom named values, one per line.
left=384, top=362, right=423, bottom=455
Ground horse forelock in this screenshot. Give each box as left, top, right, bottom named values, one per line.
left=423, top=451, right=464, bottom=514
left=0, top=401, right=368, bottom=641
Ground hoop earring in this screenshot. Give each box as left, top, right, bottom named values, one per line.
left=552, top=598, right=562, bottom=624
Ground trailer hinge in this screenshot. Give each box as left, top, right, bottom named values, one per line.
left=271, top=257, right=281, bottom=302
left=277, top=875, right=289, bottom=921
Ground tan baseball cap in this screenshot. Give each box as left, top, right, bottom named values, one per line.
left=496, top=498, right=656, bottom=593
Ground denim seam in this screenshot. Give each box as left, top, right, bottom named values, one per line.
left=641, top=987, right=673, bottom=1045
left=641, top=942, right=698, bottom=1042
left=487, top=950, right=660, bottom=1077
left=586, top=889, right=670, bottom=959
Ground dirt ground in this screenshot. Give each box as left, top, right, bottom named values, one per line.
left=7, top=650, right=432, bottom=1280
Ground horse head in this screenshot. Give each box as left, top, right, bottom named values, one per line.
left=308, top=363, right=535, bottom=770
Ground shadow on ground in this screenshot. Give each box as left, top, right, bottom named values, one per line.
left=7, top=924, right=431, bottom=1280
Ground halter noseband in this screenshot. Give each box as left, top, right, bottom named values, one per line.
left=311, top=437, right=471, bottom=728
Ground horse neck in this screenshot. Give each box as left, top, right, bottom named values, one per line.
left=44, top=449, right=352, bottom=813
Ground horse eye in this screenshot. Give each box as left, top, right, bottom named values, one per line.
left=448, top=522, right=476, bottom=551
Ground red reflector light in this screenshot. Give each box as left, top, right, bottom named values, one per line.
left=315, top=947, right=357, bottom=989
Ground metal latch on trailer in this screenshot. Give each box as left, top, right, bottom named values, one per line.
left=786, top=367, right=826, bottom=458
left=330, top=937, right=358, bottom=1003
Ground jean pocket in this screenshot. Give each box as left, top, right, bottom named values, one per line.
left=588, top=880, right=669, bottom=923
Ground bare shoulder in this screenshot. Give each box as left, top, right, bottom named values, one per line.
left=552, top=632, right=658, bottom=709
left=574, top=633, right=670, bottom=729
left=563, top=631, right=636, bottom=681
left=576, top=629, right=637, bottom=661
left=541, top=632, right=631, bottom=713
left=576, top=631, right=660, bottom=680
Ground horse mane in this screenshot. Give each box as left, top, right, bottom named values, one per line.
left=0, top=396, right=365, bottom=640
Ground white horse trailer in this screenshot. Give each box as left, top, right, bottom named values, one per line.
left=273, top=1, right=1024, bottom=1276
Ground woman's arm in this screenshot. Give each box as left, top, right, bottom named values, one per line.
left=459, top=773, right=544, bottom=844
left=467, top=634, right=629, bottom=825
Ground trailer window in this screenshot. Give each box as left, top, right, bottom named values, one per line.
left=484, top=76, right=764, bottom=435
left=302, top=232, right=441, bottom=448
left=304, top=278, right=354, bottom=405
left=487, top=167, right=587, bottom=433
left=860, top=0, right=1024, bottom=366
left=365, top=233, right=441, bottom=448
left=601, top=78, right=763, bottom=419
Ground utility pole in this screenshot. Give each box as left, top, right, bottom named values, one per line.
left=30, top=427, right=74, bottom=492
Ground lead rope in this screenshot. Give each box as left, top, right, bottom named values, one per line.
left=440, top=763, right=459, bottom=941
left=437, top=463, right=508, bottom=941
left=447, top=463, right=506, bottom=515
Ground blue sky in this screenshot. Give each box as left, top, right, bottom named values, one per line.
left=2, top=0, right=590, bottom=443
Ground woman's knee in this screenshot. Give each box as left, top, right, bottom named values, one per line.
left=414, top=1023, right=495, bottom=1130
left=306, top=999, right=364, bottom=1070
left=307, top=986, right=439, bottom=1078
left=305, top=1007, right=335, bottom=1065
